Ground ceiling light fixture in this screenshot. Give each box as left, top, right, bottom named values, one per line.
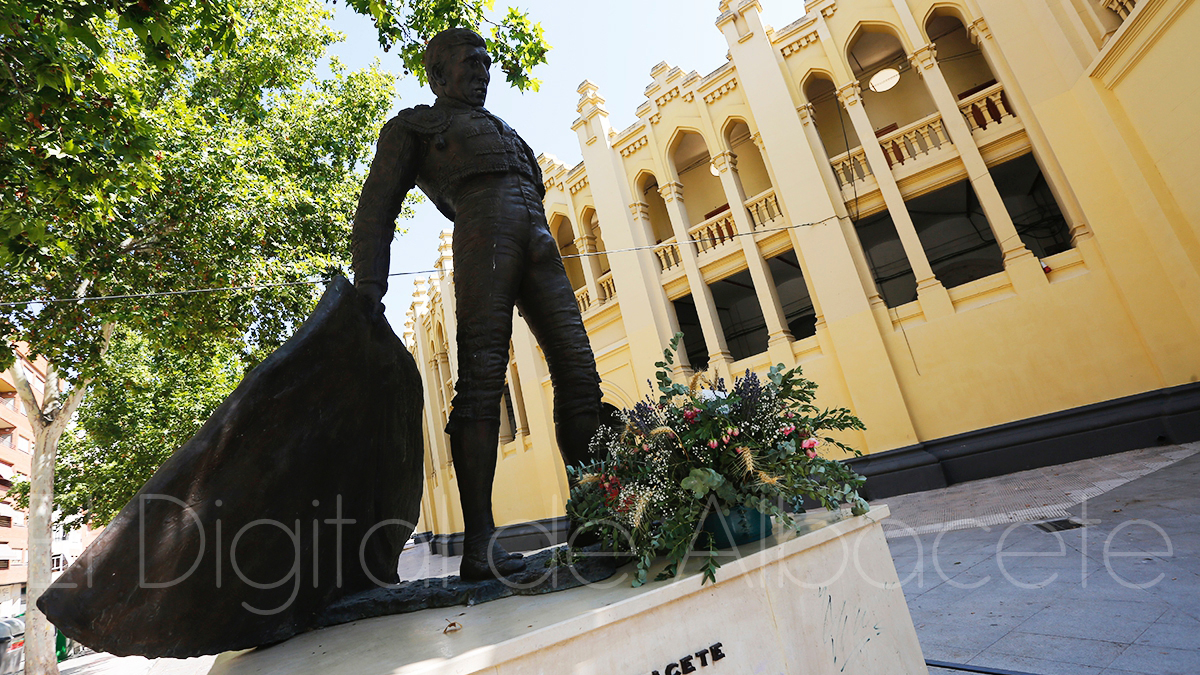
left=868, top=67, right=901, bottom=93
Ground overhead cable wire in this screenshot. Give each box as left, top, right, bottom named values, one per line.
left=1, top=215, right=838, bottom=308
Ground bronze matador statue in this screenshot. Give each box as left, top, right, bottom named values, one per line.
left=352, top=28, right=603, bottom=581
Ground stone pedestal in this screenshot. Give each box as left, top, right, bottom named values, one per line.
left=207, top=506, right=926, bottom=675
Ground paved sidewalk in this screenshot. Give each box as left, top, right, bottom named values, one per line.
left=886, top=443, right=1200, bottom=675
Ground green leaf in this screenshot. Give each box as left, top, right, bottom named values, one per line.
left=681, top=467, right=724, bottom=499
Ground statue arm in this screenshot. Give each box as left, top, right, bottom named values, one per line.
left=351, top=120, right=420, bottom=310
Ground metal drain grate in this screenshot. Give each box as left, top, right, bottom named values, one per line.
left=1033, top=518, right=1083, bottom=532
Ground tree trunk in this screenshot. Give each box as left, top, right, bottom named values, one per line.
left=14, top=324, right=110, bottom=675
left=26, top=423, right=64, bottom=675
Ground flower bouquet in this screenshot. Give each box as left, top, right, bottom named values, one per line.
left=563, top=334, right=869, bottom=586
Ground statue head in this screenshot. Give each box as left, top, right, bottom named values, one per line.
left=425, top=28, right=491, bottom=107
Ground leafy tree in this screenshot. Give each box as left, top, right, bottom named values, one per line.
left=341, top=0, right=549, bottom=91
left=0, top=0, right=551, bottom=671
left=11, top=329, right=245, bottom=531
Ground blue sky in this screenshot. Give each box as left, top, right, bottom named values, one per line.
left=320, top=1, right=797, bottom=327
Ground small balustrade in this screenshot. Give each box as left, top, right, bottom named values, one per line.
left=689, top=211, right=738, bottom=254
left=574, top=286, right=591, bottom=314
left=958, top=83, right=1015, bottom=132
left=1104, top=0, right=1136, bottom=19
left=598, top=272, right=617, bottom=303
left=831, top=147, right=872, bottom=188
left=877, top=114, right=952, bottom=167
left=654, top=238, right=683, bottom=272
left=745, top=189, right=782, bottom=230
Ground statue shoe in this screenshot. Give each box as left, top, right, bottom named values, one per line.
left=460, top=539, right=526, bottom=582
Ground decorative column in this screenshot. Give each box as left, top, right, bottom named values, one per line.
left=659, top=180, right=734, bottom=375
left=716, top=1, right=923, bottom=457
left=433, top=230, right=459, bottom=376
left=712, top=149, right=794, bottom=358
left=497, top=389, right=514, bottom=444
left=506, top=361, right=529, bottom=436
left=564, top=188, right=603, bottom=312
left=798, top=103, right=883, bottom=306
left=837, top=82, right=953, bottom=318
left=572, top=232, right=603, bottom=310
left=571, top=80, right=680, bottom=388
left=907, top=43, right=1047, bottom=292
left=967, top=16, right=1092, bottom=245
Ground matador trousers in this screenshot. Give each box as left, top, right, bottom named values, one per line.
left=445, top=173, right=601, bottom=437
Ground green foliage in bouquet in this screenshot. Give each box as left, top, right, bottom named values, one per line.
left=565, top=334, right=869, bottom=586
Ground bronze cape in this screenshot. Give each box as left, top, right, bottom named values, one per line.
left=38, top=278, right=425, bottom=658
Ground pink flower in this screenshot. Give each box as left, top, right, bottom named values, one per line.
left=730, top=427, right=739, bottom=437
left=806, top=449, right=818, bottom=459
left=735, top=447, right=745, bottom=454
left=802, top=438, right=819, bottom=450
left=721, top=434, right=730, bottom=445
left=642, top=443, right=651, bottom=452
left=708, top=439, right=719, bottom=449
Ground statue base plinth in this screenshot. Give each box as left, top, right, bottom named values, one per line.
left=204, top=506, right=926, bottom=675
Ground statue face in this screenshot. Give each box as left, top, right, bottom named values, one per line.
left=438, top=44, right=492, bottom=107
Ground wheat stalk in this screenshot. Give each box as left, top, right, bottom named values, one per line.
left=757, top=470, right=781, bottom=485
left=740, top=448, right=756, bottom=475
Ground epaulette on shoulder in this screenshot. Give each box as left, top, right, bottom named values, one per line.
left=390, top=105, right=452, bottom=135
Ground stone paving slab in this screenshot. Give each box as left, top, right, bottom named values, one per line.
left=885, top=443, right=1200, bottom=675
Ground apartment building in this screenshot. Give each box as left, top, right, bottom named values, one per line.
left=0, top=350, right=39, bottom=613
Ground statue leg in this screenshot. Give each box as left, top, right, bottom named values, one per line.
left=448, top=417, right=525, bottom=581
left=446, top=202, right=533, bottom=581
left=515, top=218, right=604, bottom=469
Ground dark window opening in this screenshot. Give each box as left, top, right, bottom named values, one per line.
left=854, top=211, right=918, bottom=308
left=768, top=251, right=817, bottom=339
left=908, top=178, right=1005, bottom=289
left=991, top=153, right=1072, bottom=258
left=672, top=295, right=709, bottom=371
left=0, top=516, right=10, bottom=528
left=711, top=270, right=768, bottom=362
left=502, top=388, right=518, bottom=439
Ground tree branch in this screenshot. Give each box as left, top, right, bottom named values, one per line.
left=50, top=322, right=114, bottom=435
left=42, top=361, right=60, bottom=419
left=9, top=354, right=45, bottom=435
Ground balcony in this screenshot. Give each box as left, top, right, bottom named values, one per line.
left=828, top=84, right=1027, bottom=213
left=958, top=83, right=1025, bottom=155
left=878, top=114, right=955, bottom=172
left=830, top=112, right=955, bottom=204
left=688, top=209, right=738, bottom=257
left=654, top=237, right=684, bottom=273
left=1104, top=0, right=1137, bottom=20
left=597, top=272, right=617, bottom=305
left=577, top=273, right=618, bottom=316
left=573, top=287, right=592, bottom=315
left=745, top=189, right=783, bottom=231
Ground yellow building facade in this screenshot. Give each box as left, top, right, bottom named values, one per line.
left=404, top=0, right=1200, bottom=547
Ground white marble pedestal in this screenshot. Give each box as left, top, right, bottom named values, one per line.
left=206, top=506, right=926, bottom=675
